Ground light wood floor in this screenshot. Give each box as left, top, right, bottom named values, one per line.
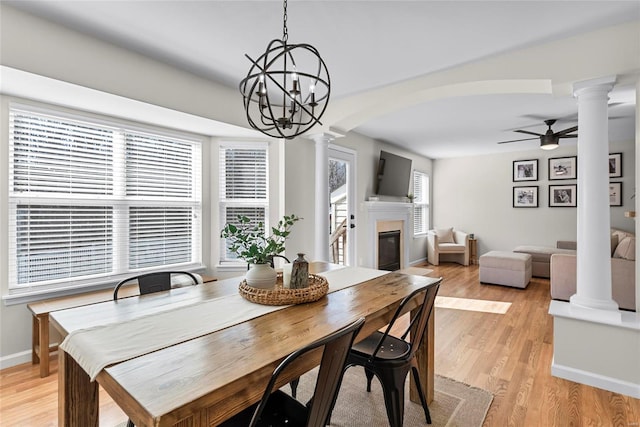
left=1, top=263, right=639, bottom=426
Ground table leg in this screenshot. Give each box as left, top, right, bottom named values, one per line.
left=38, top=314, right=50, bottom=378
left=58, top=350, right=99, bottom=426
left=410, top=310, right=434, bottom=404
left=32, top=315, right=39, bottom=365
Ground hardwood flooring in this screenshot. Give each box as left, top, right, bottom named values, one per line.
left=1, top=263, right=638, bottom=426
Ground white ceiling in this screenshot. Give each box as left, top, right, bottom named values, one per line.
left=6, top=0, right=640, bottom=158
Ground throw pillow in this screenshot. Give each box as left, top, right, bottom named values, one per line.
left=613, top=236, right=636, bottom=261
left=435, top=227, right=455, bottom=243
left=610, top=234, right=619, bottom=256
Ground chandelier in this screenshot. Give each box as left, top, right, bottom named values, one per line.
left=239, top=0, right=330, bottom=139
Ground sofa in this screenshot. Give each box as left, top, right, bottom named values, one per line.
left=513, top=245, right=576, bottom=278
left=550, top=228, right=636, bottom=311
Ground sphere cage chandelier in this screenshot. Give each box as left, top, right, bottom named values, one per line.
left=239, top=0, right=330, bottom=139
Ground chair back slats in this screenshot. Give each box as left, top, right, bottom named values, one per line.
left=248, top=317, right=365, bottom=427
left=369, top=279, right=442, bottom=361
left=113, top=271, right=199, bottom=300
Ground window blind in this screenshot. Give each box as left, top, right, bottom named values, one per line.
left=8, top=107, right=202, bottom=291
left=219, top=145, right=269, bottom=263
left=413, top=171, right=430, bottom=235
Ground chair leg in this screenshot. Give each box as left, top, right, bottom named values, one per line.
left=376, top=368, right=410, bottom=427
left=364, top=367, right=375, bottom=392
left=290, top=377, right=300, bottom=398
left=411, top=365, right=431, bottom=424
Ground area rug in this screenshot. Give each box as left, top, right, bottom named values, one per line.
left=292, top=367, right=493, bottom=427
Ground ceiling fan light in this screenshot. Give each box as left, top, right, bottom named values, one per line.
left=540, top=134, right=559, bottom=150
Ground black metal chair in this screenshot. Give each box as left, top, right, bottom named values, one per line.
left=219, top=317, right=365, bottom=427
left=112, top=270, right=200, bottom=300
left=328, top=279, right=442, bottom=427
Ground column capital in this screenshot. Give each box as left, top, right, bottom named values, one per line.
left=306, top=128, right=345, bottom=144
left=573, top=75, right=617, bottom=97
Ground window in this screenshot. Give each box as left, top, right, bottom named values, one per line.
left=219, top=144, right=268, bottom=263
left=413, top=171, right=429, bottom=235
left=8, top=106, right=202, bottom=292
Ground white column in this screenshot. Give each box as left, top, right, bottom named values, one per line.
left=571, top=76, right=619, bottom=311
left=310, top=133, right=333, bottom=262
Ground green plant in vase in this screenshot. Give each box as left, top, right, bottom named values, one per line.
left=221, top=214, right=301, bottom=288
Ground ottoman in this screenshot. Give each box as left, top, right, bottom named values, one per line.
left=479, top=251, right=532, bottom=288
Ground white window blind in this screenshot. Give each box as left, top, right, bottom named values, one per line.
left=219, top=144, right=269, bottom=263
left=413, top=171, right=430, bottom=235
left=8, top=107, right=202, bottom=291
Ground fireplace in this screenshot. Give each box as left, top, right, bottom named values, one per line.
left=378, top=230, right=401, bottom=271
left=363, top=201, right=412, bottom=270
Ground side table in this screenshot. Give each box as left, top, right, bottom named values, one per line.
left=469, top=238, right=478, bottom=265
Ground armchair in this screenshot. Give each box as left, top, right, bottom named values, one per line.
left=427, top=227, right=470, bottom=266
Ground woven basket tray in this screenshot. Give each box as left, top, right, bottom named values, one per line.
left=239, top=273, right=328, bottom=306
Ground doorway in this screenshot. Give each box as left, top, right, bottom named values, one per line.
left=328, top=145, right=356, bottom=266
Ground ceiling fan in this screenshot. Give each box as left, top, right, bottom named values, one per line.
left=498, top=119, right=578, bottom=150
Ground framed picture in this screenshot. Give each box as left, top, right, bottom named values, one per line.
left=609, top=182, right=622, bottom=206
left=513, top=186, right=538, bottom=208
left=548, top=156, right=577, bottom=180
left=513, top=159, right=538, bottom=182
left=609, top=153, right=622, bottom=178
left=549, top=184, right=577, bottom=207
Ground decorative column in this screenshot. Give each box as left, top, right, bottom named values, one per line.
left=571, top=76, right=619, bottom=311
left=310, top=133, right=333, bottom=262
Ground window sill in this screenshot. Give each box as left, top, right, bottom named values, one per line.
left=3, top=264, right=207, bottom=306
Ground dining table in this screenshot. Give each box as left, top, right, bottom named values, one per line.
left=50, top=262, right=440, bottom=427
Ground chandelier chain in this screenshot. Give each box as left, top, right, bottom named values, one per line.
left=282, top=0, right=288, bottom=42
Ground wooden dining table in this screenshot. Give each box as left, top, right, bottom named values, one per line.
left=50, top=263, right=440, bottom=427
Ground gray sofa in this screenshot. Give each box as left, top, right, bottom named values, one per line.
left=513, top=245, right=576, bottom=278
left=549, top=228, right=636, bottom=311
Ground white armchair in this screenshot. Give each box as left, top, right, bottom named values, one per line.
left=427, top=228, right=470, bottom=266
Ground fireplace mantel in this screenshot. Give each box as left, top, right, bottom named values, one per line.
left=362, top=201, right=412, bottom=269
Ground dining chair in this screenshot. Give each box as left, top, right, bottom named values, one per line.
left=328, top=278, right=442, bottom=427
left=112, top=271, right=200, bottom=300
left=219, top=317, right=365, bottom=427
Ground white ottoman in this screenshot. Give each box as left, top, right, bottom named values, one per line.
left=479, top=251, right=532, bottom=289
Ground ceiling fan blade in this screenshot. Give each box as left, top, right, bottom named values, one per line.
left=555, top=125, right=578, bottom=136
left=558, top=134, right=578, bottom=138
left=497, top=137, right=539, bottom=144
left=514, top=130, right=542, bottom=136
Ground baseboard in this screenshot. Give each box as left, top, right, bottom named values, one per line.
left=551, top=359, right=640, bottom=398
left=410, top=258, right=427, bottom=266
left=0, top=349, right=32, bottom=370
left=0, top=344, right=58, bottom=371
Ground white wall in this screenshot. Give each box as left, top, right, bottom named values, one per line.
left=284, top=132, right=433, bottom=266
left=433, top=141, right=635, bottom=256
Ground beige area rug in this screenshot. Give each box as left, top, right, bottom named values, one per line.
left=293, top=367, right=493, bottom=427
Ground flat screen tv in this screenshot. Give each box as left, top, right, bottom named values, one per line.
left=375, top=150, right=413, bottom=197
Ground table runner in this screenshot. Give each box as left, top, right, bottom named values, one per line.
left=60, top=266, right=388, bottom=380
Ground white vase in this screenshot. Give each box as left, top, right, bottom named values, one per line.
left=245, top=263, right=277, bottom=289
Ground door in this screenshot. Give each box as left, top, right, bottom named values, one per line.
left=328, top=145, right=356, bottom=266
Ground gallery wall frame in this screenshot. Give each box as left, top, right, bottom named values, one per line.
left=609, top=182, right=622, bottom=206
left=513, top=186, right=538, bottom=208
left=548, top=156, right=577, bottom=180
left=549, top=184, right=577, bottom=207
left=513, top=159, right=538, bottom=182
left=609, top=153, right=623, bottom=178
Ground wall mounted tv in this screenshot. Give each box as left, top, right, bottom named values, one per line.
left=375, top=150, right=413, bottom=197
